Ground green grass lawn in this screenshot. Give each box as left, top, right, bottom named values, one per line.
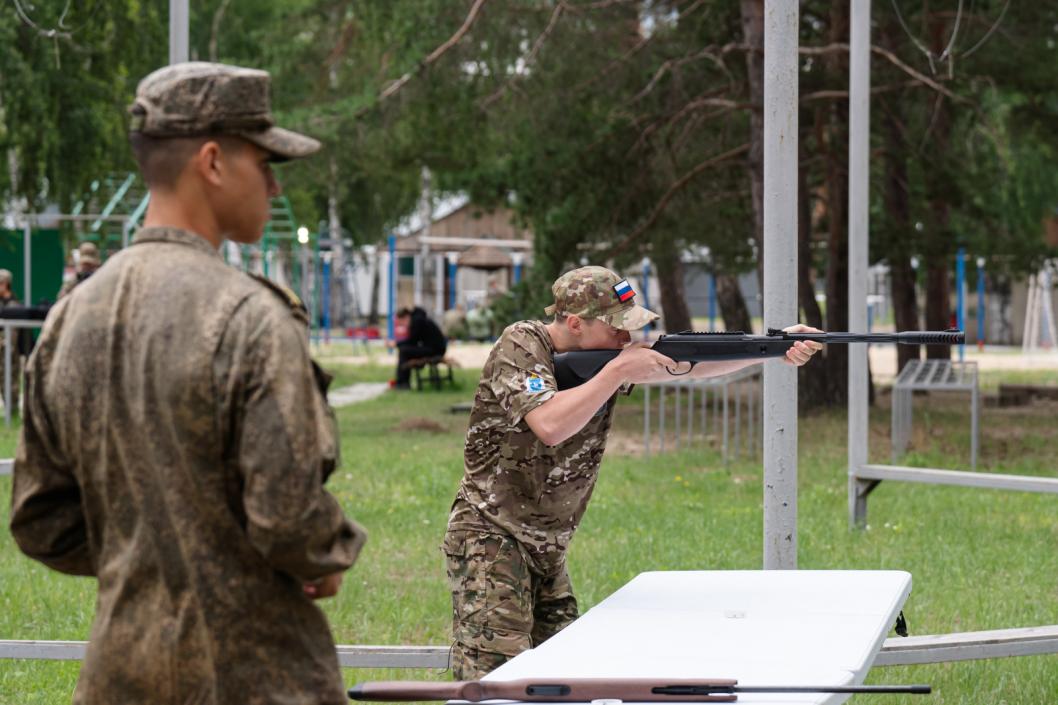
left=1, top=365, right=1056, bottom=704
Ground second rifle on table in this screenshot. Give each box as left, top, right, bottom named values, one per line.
left=349, top=677, right=931, bottom=702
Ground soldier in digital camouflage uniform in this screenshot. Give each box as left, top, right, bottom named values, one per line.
left=10, top=62, right=365, bottom=705
left=443, top=266, right=823, bottom=679
left=57, top=241, right=102, bottom=299
left=0, top=268, right=23, bottom=412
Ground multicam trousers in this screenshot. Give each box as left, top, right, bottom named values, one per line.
left=443, top=530, right=578, bottom=680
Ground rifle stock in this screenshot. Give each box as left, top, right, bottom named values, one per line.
left=553, top=329, right=965, bottom=390
left=348, top=678, right=931, bottom=702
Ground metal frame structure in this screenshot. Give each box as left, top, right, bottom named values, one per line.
left=1021, top=261, right=1057, bottom=352
left=842, top=0, right=1058, bottom=674
left=890, top=360, right=979, bottom=470
left=4, top=625, right=1056, bottom=668
left=642, top=369, right=761, bottom=463
left=2, top=319, right=45, bottom=428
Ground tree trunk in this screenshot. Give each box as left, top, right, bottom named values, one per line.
left=368, top=247, right=381, bottom=326
left=922, top=12, right=955, bottom=361
left=820, top=0, right=850, bottom=405
left=823, top=160, right=849, bottom=405
left=797, top=152, right=824, bottom=330
left=924, top=256, right=953, bottom=359
left=715, top=273, right=753, bottom=333
left=890, top=258, right=921, bottom=366
left=740, top=0, right=765, bottom=290
left=880, top=90, right=922, bottom=372
left=329, top=156, right=346, bottom=326
left=653, top=245, right=692, bottom=333
left=797, top=147, right=831, bottom=409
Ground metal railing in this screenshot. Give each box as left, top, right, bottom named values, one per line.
left=642, top=367, right=761, bottom=462
left=3, top=625, right=1056, bottom=667
left=2, top=319, right=45, bottom=427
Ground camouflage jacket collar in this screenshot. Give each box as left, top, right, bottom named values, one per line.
left=131, top=227, right=222, bottom=258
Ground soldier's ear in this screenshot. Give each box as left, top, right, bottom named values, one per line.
left=566, top=314, right=584, bottom=336
left=195, top=140, right=226, bottom=186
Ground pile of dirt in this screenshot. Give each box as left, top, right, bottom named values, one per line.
left=391, top=417, right=448, bottom=433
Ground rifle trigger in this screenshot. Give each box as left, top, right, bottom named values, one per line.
left=894, top=610, right=909, bottom=637
left=666, top=361, right=695, bottom=377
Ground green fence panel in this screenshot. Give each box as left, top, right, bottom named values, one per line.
left=0, top=229, right=66, bottom=304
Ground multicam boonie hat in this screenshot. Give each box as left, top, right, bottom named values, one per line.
left=128, top=62, right=320, bottom=161
left=544, top=266, right=660, bottom=331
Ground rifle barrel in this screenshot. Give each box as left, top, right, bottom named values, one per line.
left=780, top=330, right=964, bottom=346
left=656, top=684, right=932, bottom=695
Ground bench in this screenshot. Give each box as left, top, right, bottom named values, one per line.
left=400, top=355, right=457, bottom=390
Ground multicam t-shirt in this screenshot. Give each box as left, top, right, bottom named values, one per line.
left=447, top=320, right=617, bottom=575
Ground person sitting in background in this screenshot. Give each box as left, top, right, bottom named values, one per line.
left=391, top=306, right=447, bottom=389
left=0, top=269, right=22, bottom=412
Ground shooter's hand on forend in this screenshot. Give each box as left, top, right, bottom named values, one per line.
left=780, top=324, right=825, bottom=367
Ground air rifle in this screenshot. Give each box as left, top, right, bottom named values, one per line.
left=349, top=678, right=931, bottom=702
left=553, top=328, right=965, bottom=390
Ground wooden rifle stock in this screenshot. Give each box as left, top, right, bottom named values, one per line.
left=349, top=678, right=931, bottom=702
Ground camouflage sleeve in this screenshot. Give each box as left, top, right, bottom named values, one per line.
left=10, top=322, right=95, bottom=576
left=216, top=294, right=366, bottom=582
left=486, top=324, right=557, bottom=426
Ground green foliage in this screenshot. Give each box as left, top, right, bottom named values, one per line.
left=865, top=1, right=1058, bottom=272
left=0, top=1, right=165, bottom=208
left=2, top=0, right=1057, bottom=288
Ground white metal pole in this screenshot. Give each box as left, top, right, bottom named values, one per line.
left=415, top=166, right=431, bottom=309
left=413, top=253, right=423, bottom=308
left=435, top=253, right=445, bottom=316
left=4, top=325, right=11, bottom=427
left=301, top=245, right=310, bottom=306
left=762, top=0, right=799, bottom=570
left=848, top=0, right=871, bottom=528
left=169, top=0, right=189, bottom=65
left=1042, top=267, right=1057, bottom=348
left=23, top=220, right=31, bottom=305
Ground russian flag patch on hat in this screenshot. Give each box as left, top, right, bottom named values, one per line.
left=613, top=279, right=635, bottom=303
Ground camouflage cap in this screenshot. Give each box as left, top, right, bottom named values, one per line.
left=544, top=266, right=659, bottom=331
left=77, top=241, right=101, bottom=266
left=128, top=62, right=320, bottom=161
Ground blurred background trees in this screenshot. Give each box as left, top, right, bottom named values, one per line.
left=2, top=0, right=1056, bottom=404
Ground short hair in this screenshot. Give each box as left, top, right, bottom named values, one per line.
left=129, top=132, right=247, bottom=188
left=0, top=270, right=11, bottom=287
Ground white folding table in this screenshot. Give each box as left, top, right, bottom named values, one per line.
left=481, top=570, right=912, bottom=705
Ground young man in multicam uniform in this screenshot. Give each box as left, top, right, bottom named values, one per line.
left=443, top=265, right=823, bottom=679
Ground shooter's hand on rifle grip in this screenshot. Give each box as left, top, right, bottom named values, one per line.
left=614, top=343, right=687, bottom=384
left=781, top=324, right=824, bottom=367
